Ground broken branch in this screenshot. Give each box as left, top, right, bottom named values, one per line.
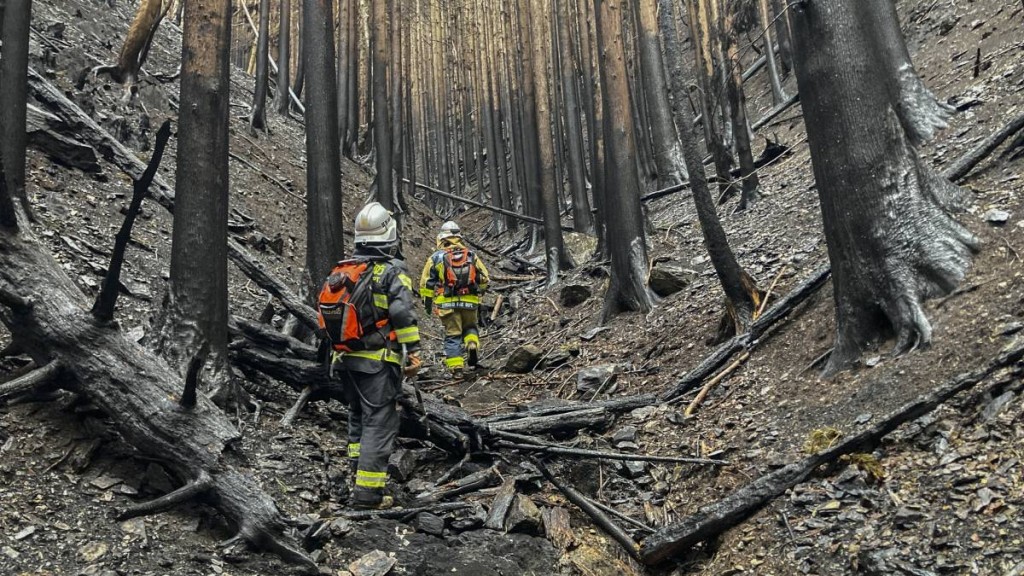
left=0, top=359, right=62, bottom=401
left=118, top=472, right=213, bottom=521
left=494, top=439, right=728, bottom=466
left=943, top=111, right=1024, bottom=183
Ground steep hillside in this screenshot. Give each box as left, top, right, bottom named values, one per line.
left=1, top=0, right=1022, bottom=575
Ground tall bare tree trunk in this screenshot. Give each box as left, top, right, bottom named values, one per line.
left=249, top=0, right=271, bottom=131
left=595, top=0, right=653, bottom=320
left=303, top=0, right=345, bottom=293
left=337, top=0, right=350, bottom=135
left=0, top=0, right=31, bottom=220
left=158, top=0, right=233, bottom=401
left=555, top=0, right=594, bottom=233
left=345, top=0, right=360, bottom=156
left=791, top=0, right=976, bottom=374
left=371, top=0, right=393, bottom=209
left=530, top=0, right=573, bottom=278
left=720, top=0, right=759, bottom=210
left=637, top=0, right=686, bottom=188
left=275, top=0, right=291, bottom=115
left=757, top=0, right=786, bottom=103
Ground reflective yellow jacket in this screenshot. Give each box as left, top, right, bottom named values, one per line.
left=419, top=238, right=490, bottom=309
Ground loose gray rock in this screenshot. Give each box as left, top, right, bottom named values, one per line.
left=414, top=512, right=445, bottom=536
left=648, top=265, right=696, bottom=297
left=505, top=495, right=544, bottom=535
left=577, top=364, right=617, bottom=394
left=619, top=460, right=647, bottom=479
left=984, top=208, right=1010, bottom=224
left=612, top=425, right=638, bottom=446
left=505, top=344, right=544, bottom=373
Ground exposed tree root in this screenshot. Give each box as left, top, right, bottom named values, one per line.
left=0, top=359, right=62, bottom=401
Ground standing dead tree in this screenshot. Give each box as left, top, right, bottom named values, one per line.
left=0, top=0, right=32, bottom=219
left=791, top=0, right=977, bottom=374
left=249, top=0, right=271, bottom=131
left=93, top=0, right=172, bottom=95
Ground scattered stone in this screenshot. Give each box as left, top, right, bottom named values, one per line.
left=543, top=346, right=576, bottom=368
left=865, top=356, right=881, bottom=367
left=577, top=364, right=617, bottom=394
left=630, top=405, right=660, bottom=421
left=505, top=345, right=544, bottom=373
left=450, top=505, right=487, bottom=532
left=984, top=209, right=1010, bottom=225
left=997, top=321, right=1024, bottom=336
left=90, top=474, right=123, bottom=490
left=330, top=518, right=354, bottom=536
left=505, top=495, right=544, bottom=535
left=2, top=546, right=19, bottom=560
left=413, top=512, right=445, bottom=536
left=14, top=526, right=37, bottom=541
left=348, top=550, right=397, bottom=576
left=648, top=265, right=696, bottom=297
left=387, top=449, right=418, bottom=483
left=611, top=425, right=638, bottom=447
left=559, top=284, right=591, bottom=307
left=894, top=506, right=925, bottom=526
left=580, top=326, right=610, bottom=341
left=854, top=413, right=873, bottom=425
left=120, top=518, right=147, bottom=540
left=619, top=460, right=647, bottom=479
left=78, top=541, right=109, bottom=563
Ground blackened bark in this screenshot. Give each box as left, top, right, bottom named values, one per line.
left=596, top=0, right=654, bottom=319
left=303, top=0, right=344, bottom=291
left=530, top=0, right=573, bottom=280
left=390, top=0, right=403, bottom=211
left=770, top=0, right=793, bottom=73
left=637, top=0, right=686, bottom=188
left=721, top=3, right=759, bottom=210
left=516, top=0, right=542, bottom=232
left=556, top=0, right=594, bottom=233
left=276, top=0, right=291, bottom=115
left=159, top=0, right=232, bottom=398
left=336, top=0, right=349, bottom=133
left=580, top=0, right=607, bottom=259
left=0, top=0, right=31, bottom=217
left=249, top=0, right=271, bottom=131
left=292, top=9, right=305, bottom=101
left=757, top=0, right=786, bottom=104
left=657, top=0, right=692, bottom=152
left=790, top=0, right=977, bottom=375
left=371, top=0, right=393, bottom=209
left=345, top=0, right=360, bottom=157
left=675, top=72, right=760, bottom=335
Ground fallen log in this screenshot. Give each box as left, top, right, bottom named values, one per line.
left=26, top=104, right=100, bottom=173
left=0, top=220, right=314, bottom=569
left=226, top=239, right=320, bottom=331
left=640, top=338, right=1024, bottom=565
left=661, top=265, right=831, bottom=402
left=338, top=501, right=471, bottom=521
left=414, top=466, right=501, bottom=504
left=942, top=110, right=1024, bottom=183
left=487, top=407, right=612, bottom=436
left=493, top=440, right=727, bottom=466
left=483, top=394, right=658, bottom=423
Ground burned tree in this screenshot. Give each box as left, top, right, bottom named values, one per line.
left=0, top=0, right=31, bottom=217
left=790, top=0, right=977, bottom=374
left=93, top=0, right=171, bottom=92
left=636, top=0, right=686, bottom=187
left=371, top=0, right=393, bottom=209
left=155, top=0, right=235, bottom=402
left=554, top=0, right=594, bottom=233
left=303, top=0, right=345, bottom=290
left=276, top=0, right=291, bottom=115
left=596, top=0, right=654, bottom=319
left=249, top=0, right=271, bottom=131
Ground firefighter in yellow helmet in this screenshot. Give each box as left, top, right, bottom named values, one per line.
left=419, top=221, right=490, bottom=378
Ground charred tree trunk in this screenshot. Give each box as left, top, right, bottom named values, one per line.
left=580, top=0, right=607, bottom=259
left=790, top=0, right=976, bottom=374
left=303, top=0, right=345, bottom=292
left=555, top=0, right=594, bottom=233
left=530, top=0, right=574, bottom=280
left=657, top=0, right=693, bottom=157
left=637, top=0, right=686, bottom=187
left=675, top=70, right=762, bottom=337
left=770, top=0, right=793, bottom=74
left=0, top=0, right=31, bottom=218
left=371, top=0, right=393, bottom=209
left=345, top=0, right=360, bottom=157
left=249, top=0, right=271, bottom=131
left=390, top=0, right=404, bottom=211
left=595, top=0, right=654, bottom=320
left=757, top=0, right=786, bottom=104
left=336, top=0, right=350, bottom=135
left=275, top=0, right=291, bottom=115
left=720, top=0, right=758, bottom=209
left=93, top=0, right=170, bottom=90
left=156, top=0, right=233, bottom=401
left=292, top=7, right=305, bottom=102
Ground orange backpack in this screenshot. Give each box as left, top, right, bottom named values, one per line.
left=317, top=260, right=391, bottom=352
left=442, top=247, right=479, bottom=297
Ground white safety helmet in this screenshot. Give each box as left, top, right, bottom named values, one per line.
left=437, top=220, right=462, bottom=242
left=354, top=201, right=398, bottom=246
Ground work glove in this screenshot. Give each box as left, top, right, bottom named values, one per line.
left=403, top=352, right=422, bottom=379
left=423, top=297, right=433, bottom=314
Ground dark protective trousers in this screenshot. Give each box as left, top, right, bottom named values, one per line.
left=342, top=361, right=401, bottom=506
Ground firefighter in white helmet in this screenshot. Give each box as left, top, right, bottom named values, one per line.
left=316, top=201, right=420, bottom=509
left=419, top=221, right=489, bottom=378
